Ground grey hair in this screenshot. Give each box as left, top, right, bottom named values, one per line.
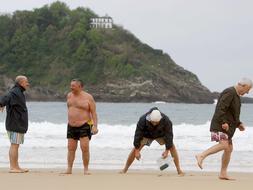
left=15, top=75, right=27, bottom=84
left=238, top=78, right=253, bottom=87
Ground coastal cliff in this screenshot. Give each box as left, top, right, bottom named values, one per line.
left=0, top=2, right=214, bottom=103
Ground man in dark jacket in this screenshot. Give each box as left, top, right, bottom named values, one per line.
left=196, top=78, right=252, bottom=180
left=0, top=75, right=29, bottom=173
left=120, top=107, right=184, bottom=175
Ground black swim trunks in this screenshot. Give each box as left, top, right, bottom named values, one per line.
left=67, top=123, right=92, bottom=140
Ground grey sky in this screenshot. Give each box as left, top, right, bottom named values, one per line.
left=1, top=0, right=253, bottom=93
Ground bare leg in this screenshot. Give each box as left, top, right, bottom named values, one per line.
left=80, top=137, right=90, bottom=175
left=63, top=139, right=77, bottom=174
left=170, top=144, right=184, bottom=176
left=195, top=141, right=229, bottom=169
left=9, top=143, right=28, bottom=173
left=9, top=143, right=19, bottom=171
left=120, top=145, right=145, bottom=174
left=219, top=143, right=234, bottom=180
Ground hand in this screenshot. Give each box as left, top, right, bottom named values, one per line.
left=238, top=123, right=245, bottom=131
left=222, top=123, right=229, bottom=131
left=162, top=150, right=169, bottom=159
left=134, top=149, right=141, bottom=160
left=0, top=106, right=4, bottom=112
left=91, top=126, right=98, bottom=135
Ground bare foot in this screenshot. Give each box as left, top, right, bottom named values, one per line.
left=178, top=170, right=185, bottom=176
left=21, top=168, right=29, bottom=173
left=9, top=168, right=28, bottom=173
left=119, top=169, right=127, bottom=174
left=195, top=154, right=203, bottom=169
left=219, top=176, right=236, bottom=180
left=60, top=169, right=72, bottom=175
left=60, top=171, right=72, bottom=175
left=84, top=170, right=91, bottom=175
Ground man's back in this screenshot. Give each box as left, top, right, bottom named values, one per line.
left=0, top=84, right=28, bottom=133
left=138, top=113, right=172, bottom=139
left=134, top=108, right=173, bottom=150
left=210, top=86, right=241, bottom=138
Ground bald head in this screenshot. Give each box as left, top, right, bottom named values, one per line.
left=15, top=75, right=29, bottom=90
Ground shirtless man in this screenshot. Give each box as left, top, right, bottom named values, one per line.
left=64, top=79, right=98, bottom=175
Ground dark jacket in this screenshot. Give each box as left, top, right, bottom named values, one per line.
left=0, top=83, right=28, bottom=133
left=134, top=107, right=173, bottom=150
left=210, top=87, right=241, bottom=139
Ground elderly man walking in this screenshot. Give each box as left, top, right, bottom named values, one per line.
left=196, top=78, right=252, bottom=180
left=0, top=75, right=30, bottom=173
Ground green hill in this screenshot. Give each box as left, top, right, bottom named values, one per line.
left=0, top=2, right=214, bottom=103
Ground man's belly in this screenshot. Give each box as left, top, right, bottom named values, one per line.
left=68, top=108, right=91, bottom=127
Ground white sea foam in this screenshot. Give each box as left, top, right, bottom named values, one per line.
left=154, top=101, right=167, bottom=104
left=1, top=121, right=253, bottom=151
left=1, top=121, right=253, bottom=171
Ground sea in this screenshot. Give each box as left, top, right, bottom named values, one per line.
left=1, top=102, right=253, bottom=172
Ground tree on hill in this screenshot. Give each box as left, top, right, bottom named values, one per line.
left=0, top=2, right=214, bottom=103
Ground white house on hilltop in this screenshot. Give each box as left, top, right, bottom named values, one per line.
left=90, top=16, right=113, bottom=29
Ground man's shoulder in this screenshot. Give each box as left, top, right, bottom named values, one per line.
left=220, top=87, right=236, bottom=97
left=67, top=92, right=72, bottom=98
left=82, top=91, right=94, bottom=100
left=8, top=86, right=21, bottom=96
left=164, top=118, right=171, bottom=125
left=159, top=112, right=169, bottom=120
left=138, top=114, right=147, bottom=124
left=222, top=86, right=235, bottom=93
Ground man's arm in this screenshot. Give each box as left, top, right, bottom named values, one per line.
left=133, top=118, right=145, bottom=150
left=238, top=123, right=245, bottom=131
left=163, top=117, right=173, bottom=158
left=0, top=92, right=12, bottom=111
left=216, top=91, right=234, bottom=125
left=66, top=93, right=71, bottom=107
left=89, top=95, right=98, bottom=134
left=133, top=118, right=145, bottom=160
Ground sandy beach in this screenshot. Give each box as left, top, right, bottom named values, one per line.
left=0, top=169, right=252, bottom=190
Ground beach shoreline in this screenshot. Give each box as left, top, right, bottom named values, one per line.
left=0, top=168, right=252, bottom=190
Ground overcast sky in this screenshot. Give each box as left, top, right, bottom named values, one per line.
left=1, top=0, right=253, bottom=93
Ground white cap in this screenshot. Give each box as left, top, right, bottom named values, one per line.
left=150, top=110, right=162, bottom=122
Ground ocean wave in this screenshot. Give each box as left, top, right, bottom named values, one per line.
left=1, top=121, right=253, bottom=151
